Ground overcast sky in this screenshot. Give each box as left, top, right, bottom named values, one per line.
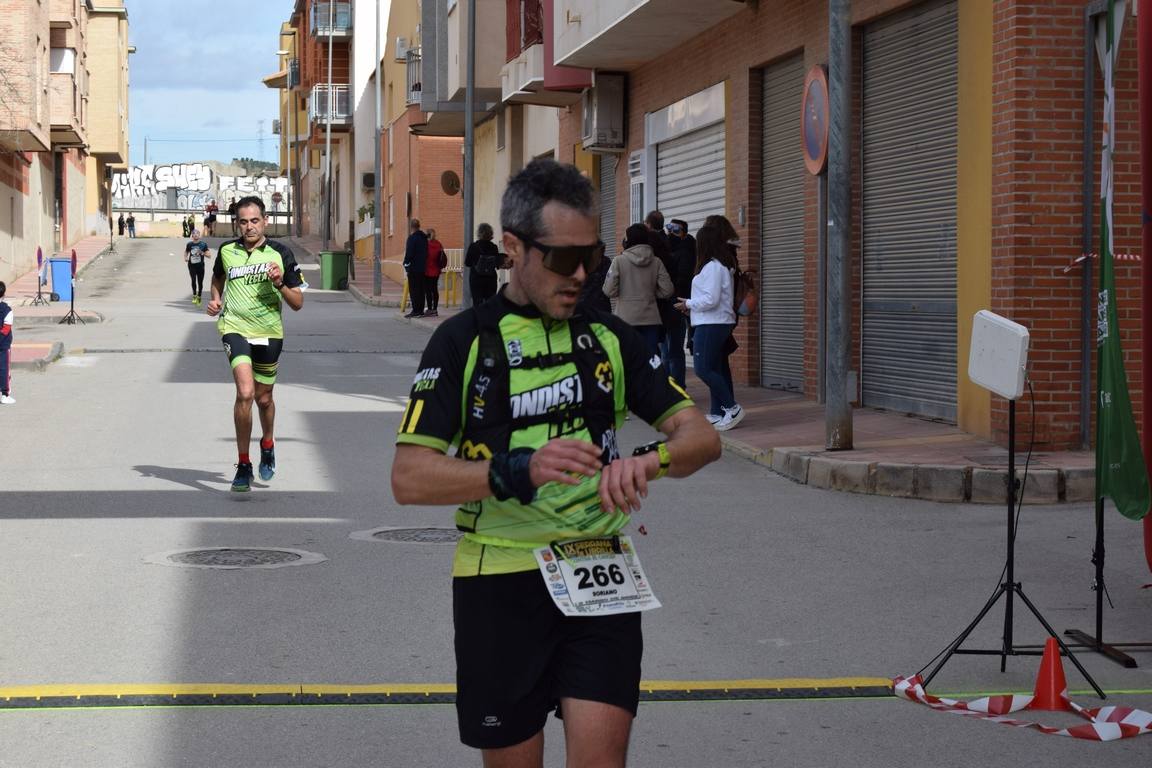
left=127, top=0, right=289, bottom=167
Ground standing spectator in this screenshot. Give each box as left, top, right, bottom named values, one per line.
left=403, top=218, right=429, bottom=318
left=117, top=213, right=125, bottom=236
left=603, top=223, right=674, bottom=355
left=577, top=242, right=612, bottom=313
left=662, top=218, right=696, bottom=388
left=704, top=214, right=742, bottom=398
left=184, top=230, right=211, bottom=305
left=204, top=200, right=219, bottom=236
left=182, top=215, right=191, bottom=238
left=675, top=224, right=744, bottom=430
left=126, top=213, right=136, bottom=238
left=228, top=197, right=240, bottom=236
left=424, top=227, right=447, bottom=317
left=0, top=281, right=12, bottom=404
left=464, top=222, right=500, bottom=306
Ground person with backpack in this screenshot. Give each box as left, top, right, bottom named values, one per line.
left=675, top=224, right=744, bottom=431
left=662, top=218, right=696, bottom=388
left=0, top=281, right=14, bottom=404
left=464, top=222, right=500, bottom=306
left=391, top=159, right=720, bottom=767
left=424, top=227, right=447, bottom=317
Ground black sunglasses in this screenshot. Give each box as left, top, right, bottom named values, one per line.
left=505, top=229, right=605, bottom=277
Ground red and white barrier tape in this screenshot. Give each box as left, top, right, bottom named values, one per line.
left=893, top=675, right=1152, bottom=741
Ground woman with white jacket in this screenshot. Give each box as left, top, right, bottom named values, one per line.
left=674, top=225, right=744, bottom=431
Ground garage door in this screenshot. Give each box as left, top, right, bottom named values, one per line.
left=861, top=0, right=958, bottom=420
left=760, top=55, right=807, bottom=392
left=656, top=121, right=726, bottom=234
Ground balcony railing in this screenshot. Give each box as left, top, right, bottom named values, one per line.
left=308, top=84, right=351, bottom=122
left=406, top=49, right=422, bottom=105
left=310, top=2, right=353, bottom=36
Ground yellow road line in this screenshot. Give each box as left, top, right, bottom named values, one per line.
left=0, top=678, right=890, bottom=700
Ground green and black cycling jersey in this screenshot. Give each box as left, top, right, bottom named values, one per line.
left=212, top=238, right=303, bottom=339
left=396, top=290, right=694, bottom=576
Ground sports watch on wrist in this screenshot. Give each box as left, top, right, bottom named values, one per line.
left=631, top=440, right=670, bottom=480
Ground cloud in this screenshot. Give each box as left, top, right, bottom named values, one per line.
left=129, top=86, right=281, bottom=166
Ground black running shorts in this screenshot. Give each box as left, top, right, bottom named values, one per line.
left=453, top=569, right=642, bottom=750
left=221, top=333, right=284, bottom=385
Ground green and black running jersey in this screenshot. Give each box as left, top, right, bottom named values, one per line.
left=396, top=291, right=694, bottom=576
left=212, top=238, right=303, bottom=339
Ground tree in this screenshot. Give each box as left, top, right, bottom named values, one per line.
left=232, top=157, right=278, bottom=175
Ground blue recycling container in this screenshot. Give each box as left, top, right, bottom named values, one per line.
left=49, top=257, right=73, bottom=302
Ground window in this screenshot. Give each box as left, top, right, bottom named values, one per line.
left=388, top=195, right=394, bottom=235
left=387, top=124, right=393, bottom=165
left=50, top=48, right=76, bottom=74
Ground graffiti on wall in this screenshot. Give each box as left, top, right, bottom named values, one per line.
left=111, top=163, right=290, bottom=212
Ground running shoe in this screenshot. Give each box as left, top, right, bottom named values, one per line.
left=0, top=394, right=14, bottom=405
left=259, top=446, right=276, bottom=481
left=715, top=404, right=745, bottom=432
left=231, top=462, right=254, bottom=492
left=193, top=295, right=201, bottom=305
left=706, top=413, right=722, bottom=425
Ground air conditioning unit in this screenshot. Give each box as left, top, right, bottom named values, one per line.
left=362, top=172, right=376, bottom=189
left=582, top=72, right=625, bottom=154
left=395, top=37, right=408, bottom=61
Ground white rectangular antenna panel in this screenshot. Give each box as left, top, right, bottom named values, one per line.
left=968, top=310, right=1029, bottom=401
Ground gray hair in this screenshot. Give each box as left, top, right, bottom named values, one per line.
left=500, top=159, right=596, bottom=240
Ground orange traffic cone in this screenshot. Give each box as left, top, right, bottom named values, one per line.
left=1027, top=636, right=1073, bottom=712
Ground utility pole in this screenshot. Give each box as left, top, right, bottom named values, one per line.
left=322, top=0, right=335, bottom=251
left=826, top=0, right=853, bottom=450
left=373, top=4, right=383, bottom=296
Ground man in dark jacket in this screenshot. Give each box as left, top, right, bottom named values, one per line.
left=662, top=218, right=696, bottom=388
left=646, top=210, right=682, bottom=385
left=403, top=218, right=429, bottom=318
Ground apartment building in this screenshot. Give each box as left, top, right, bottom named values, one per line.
left=0, top=0, right=130, bottom=284
left=271, top=0, right=355, bottom=248
left=83, top=1, right=130, bottom=236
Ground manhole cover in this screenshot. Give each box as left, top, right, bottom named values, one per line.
left=350, top=527, right=462, bottom=544
left=144, top=547, right=327, bottom=570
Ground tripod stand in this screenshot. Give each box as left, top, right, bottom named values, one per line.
left=30, top=249, right=49, bottom=306
left=919, top=399, right=1105, bottom=699
left=58, top=254, right=83, bottom=325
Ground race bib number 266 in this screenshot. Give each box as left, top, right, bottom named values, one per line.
left=533, top=535, right=661, bottom=617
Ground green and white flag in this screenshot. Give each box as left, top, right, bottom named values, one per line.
left=1095, top=0, right=1149, bottom=520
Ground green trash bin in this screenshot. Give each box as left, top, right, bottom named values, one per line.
left=319, top=251, right=350, bottom=290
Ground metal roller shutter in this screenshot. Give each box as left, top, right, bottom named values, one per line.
left=861, top=0, right=958, bottom=420
left=656, top=122, right=726, bottom=234
left=760, top=55, right=807, bottom=391
left=599, top=153, right=618, bottom=260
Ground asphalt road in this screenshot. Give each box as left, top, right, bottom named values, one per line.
left=2, top=236, right=1151, bottom=766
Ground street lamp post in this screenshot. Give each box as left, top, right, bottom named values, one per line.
left=277, top=30, right=298, bottom=240
left=322, top=1, right=335, bottom=251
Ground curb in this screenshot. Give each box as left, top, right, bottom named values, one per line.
left=719, top=436, right=1094, bottom=505
left=11, top=341, right=64, bottom=371
left=18, top=311, right=104, bottom=326
left=348, top=283, right=401, bottom=308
